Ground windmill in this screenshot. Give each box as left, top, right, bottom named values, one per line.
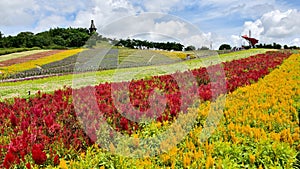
left=242, top=30, right=259, bottom=48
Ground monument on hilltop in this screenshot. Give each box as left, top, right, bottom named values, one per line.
left=89, top=20, right=97, bottom=34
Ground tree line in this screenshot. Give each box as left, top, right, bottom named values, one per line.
left=0, top=28, right=196, bottom=51
left=219, top=42, right=300, bottom=50
left=0, top=28, right=91, bottom=49
left=115, top=39, right=186, bottom=51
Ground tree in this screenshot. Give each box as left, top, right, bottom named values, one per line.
left=15, top=32, right=34, bottom=47
left=273, top=42, right=281, bottom=49
left=185, top=45, right=196, bottom=51
left=219, top=44, right=231, bottom=50
left=53, top=36, right=66, bottom=46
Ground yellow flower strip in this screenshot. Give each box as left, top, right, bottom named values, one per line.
left=1, top=49, right=84, bottom=75
left=153, top=50, right=192, bottom=60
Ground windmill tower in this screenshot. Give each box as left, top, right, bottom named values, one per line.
left=89, top=20, right=97, bottom=34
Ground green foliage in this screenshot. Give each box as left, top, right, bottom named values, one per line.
left=116, top=39, right=184, bottom=51
left=0, top=47, right=41, bottom=56
left=185, top=45, right=196, bottom=51
left=0, top=27, right=91, bottom=49
left=219, top=44, right=232, bottom=50
left=255, top=42, right=297, bottom=49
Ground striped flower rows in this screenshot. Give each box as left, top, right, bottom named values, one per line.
left=68, top=53, right=299, bottom=168
left=0, top=51, right=296, bottom=168
left=0, top=49, right=84, bottom=78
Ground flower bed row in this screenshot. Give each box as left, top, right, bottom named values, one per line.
left=6, top=49, right=180, bottom=80
left=0, top=51, right=292, bottom=168
left=70, top=52, right=297, bottom=169
left=0, top=50, right=51, bottom=63
left=0, top=49, right=84, bottom=79
left=0, top=50, right=62, bottom=67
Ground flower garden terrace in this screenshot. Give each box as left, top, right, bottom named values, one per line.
left=0, top=48, right=275, bottom=100
left=1, top=50, right=299, bottom=168
left=0, top=47, right=273, bottom=82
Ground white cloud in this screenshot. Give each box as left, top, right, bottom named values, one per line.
left=143, top=0, right=181, bottom=12
left=291, top=38, right=300, bottom=46
left=72, top=0, right=142, bottom=29
left=231, top=35, right=242, bottom=47
left=34, top=15, right=71, bottom=33
left=242, top=20, right=264, bottom=38
left=194, top=0, right=280, bottom=22
left=0, top=0, right=141, bottom=35
left=154, top=20, right=189, bottom=37
left=0, top=0, right=38, bottom=27
left=241, top=9, right=300, bottom=45
left=0, top=0, right=299, bottom=49
left=100, top=13, right=213, bottom=48
left=261, top=9, right=300, bottom=38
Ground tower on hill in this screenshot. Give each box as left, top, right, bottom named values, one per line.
left=89, top=20, right=97, bottom=34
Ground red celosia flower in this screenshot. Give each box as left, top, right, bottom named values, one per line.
left=3, top=151, right=16, bottom=169
left=44, top=114, right=54, bottom=128
left=53, top=154, right=60, bottom=165
left=9, top=112, right=18, bottom=127
left=31, top=144, right=47, bottom=165
left=26, top=163, right=31, bottom=169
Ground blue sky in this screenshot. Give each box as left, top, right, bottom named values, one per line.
left=0, top=0, right=300, bottom=49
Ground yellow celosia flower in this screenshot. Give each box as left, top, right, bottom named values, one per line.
left=59, top=159, right=68, bottom=169
left=249, top=154, right=255, bottom=164
left=205, top=155, right=214, bottom=169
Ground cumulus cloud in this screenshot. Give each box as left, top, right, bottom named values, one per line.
left=0, top=0, right=142, bottom=35
left=0, top=0, right=38, bottom=27
left=231, top=35, right=242, bottom=47
left=1, top=0, right=299, bottom=49
left=241, top=9, right=300, bottom=44
left=195, top=0, right=280, bottom=22
left=242, top=20, right=264, bottom=38
left=261, top=9, right=300, bottom=38
left=291, top=38, right=300, bottom=46
left=101, top=13, right=212, bottom=48
left=34, top=15, right=71, bottom=33
left=143, top=0, right=181, bottom=12
left=72, top=0, right=142, bottom=29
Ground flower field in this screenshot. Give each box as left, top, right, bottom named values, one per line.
left=0, top=51, right=299, bottom=168
left=0, top=47, right=42, bottom=56
left=0, top=49, right=84, bottom=78
left=5, top=48, right=181, bottom=80
left=0, top=50, right=64, bottom=67
left=0, top=50, right=51, bottom=63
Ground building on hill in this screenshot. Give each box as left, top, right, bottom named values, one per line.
left=89, top=20, right=97, bottom=34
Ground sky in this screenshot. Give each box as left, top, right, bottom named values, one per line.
left=0, top=0, right=300, bottom=49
